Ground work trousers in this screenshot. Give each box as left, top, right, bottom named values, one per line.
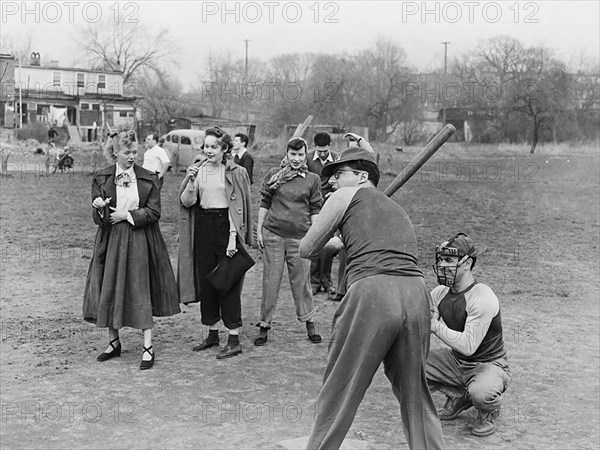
left=193, top=208, right=243, bottom=329
left=307, top=274, right=445, bottom=450
left=258, top=228, right=315, bottom=329
left=426, top=348, right=511, bottom=413
left=310, top=248, right=335, bottom=292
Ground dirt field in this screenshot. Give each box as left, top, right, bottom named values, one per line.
left=1, top=143, right=599, bottom=449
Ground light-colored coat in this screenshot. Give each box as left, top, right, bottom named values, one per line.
left=177, top=160, right=254, bottom=304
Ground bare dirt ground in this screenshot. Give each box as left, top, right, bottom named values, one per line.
left=1, top=143, right=599, bottom=449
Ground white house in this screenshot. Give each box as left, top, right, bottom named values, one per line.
left=7, top=52, right=137, bottom=141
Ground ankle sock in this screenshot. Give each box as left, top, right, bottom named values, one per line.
left=306, top=321, right=316, bottom=335
left=228, top=334, right=240, bottom=345
left=208, top=329, right=219, bottom=342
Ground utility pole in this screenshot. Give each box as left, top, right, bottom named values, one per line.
left=441, top=42, right=451, bottom=126
left=244, top=39, right=250, bottom=123
left=441, top=41, right=451, bottom=75
left=18, top=54, right=23, bottom=128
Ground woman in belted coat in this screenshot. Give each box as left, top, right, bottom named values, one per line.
left=178, top=126, right=254, bottom=360
left=83, top=131, right=180, bottom=370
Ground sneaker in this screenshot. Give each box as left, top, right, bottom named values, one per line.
left=471, top=407, right=500, bottom=437
left=438, top=394, right=473, bottom=421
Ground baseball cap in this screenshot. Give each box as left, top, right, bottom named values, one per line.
left=437, top=233, right=487, bottom=258
left=321, top=147, right=378, bottom=178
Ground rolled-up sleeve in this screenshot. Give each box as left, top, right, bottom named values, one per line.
left=299, top=187, right=358, bottom=259
left=180, top=178, right=199, bottom=208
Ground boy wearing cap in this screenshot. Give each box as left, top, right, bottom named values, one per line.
left=306, top=132, right=338, bottom=298
left=299, top=147, right=445, bottom=450
left=428, top=233, right=511, bottom=437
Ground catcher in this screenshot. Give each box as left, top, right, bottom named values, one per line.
left=428, top=233, right=511, bottom=437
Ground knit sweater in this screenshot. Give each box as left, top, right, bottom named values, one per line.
left=260, top=168, right=322, bottom=239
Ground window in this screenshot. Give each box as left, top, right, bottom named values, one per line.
left=77, top=73, right=84, bottom=88
left=171, top=135, right=179, bottom=144
left=98, top=74, right=106, bottom=89
left=119, top=111, right=127, bottom=117
left=181, top=136, right=191, bottom=145
left=166, top=135, right=171, bottom=142
left=37, top=104, right=49, bottom=115
left=91, top=104, right=100, bottom=111
left=81, top=103, right=89, bottom=110
left=53, top=72, right=60, bottom=87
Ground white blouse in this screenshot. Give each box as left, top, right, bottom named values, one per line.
left=115, top=164, right=139, bottom=225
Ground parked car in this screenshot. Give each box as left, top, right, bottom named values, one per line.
left=163, top=129, right=205, bottom=171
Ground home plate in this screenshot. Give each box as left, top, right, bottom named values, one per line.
left=277, top=436, right=372, bottom=449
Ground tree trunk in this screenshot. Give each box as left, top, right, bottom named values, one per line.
left=530, top=119, right=539, bottom=154
left=1, top=151, right=9, bottom=175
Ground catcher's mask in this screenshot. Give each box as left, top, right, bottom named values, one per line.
left=432, top=233, right=487, bottom=287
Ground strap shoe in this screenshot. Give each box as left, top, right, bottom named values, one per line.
left=140, top=345, right=155, bottom=370
left=97, top=337, right=121, bottom=362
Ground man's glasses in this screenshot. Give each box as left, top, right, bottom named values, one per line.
left=333, top=169, right=362, bottom=179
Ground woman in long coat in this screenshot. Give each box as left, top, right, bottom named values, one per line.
left=83, top=131, right=180, bottom=370
left=178, top=127, right=254, bottom=360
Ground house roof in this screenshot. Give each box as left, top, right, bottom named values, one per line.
left=20, top=89, right=137, bottom=103
left=171, top=115, right=252, bottom=126
left=21, top=64, right=123, bottom=75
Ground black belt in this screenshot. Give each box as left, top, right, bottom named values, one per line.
left=198, top=207, right=228, bottom=214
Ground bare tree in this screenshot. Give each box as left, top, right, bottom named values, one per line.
left=353, top=38, right=410, bottom=138
left=508, top=46, right=568, bottom=153
left=0, top=33, right=32, bottom=84
left=454, top=36, right=570, bottom=152
left=75, top=19, right=177, bottom=85
left=199, top=51, right=244, bottom=118
left=137, top=68, right=197, bottom=134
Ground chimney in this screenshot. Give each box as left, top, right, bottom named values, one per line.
left=30, top=52, right=41, bottom=66
left=114, top=58, right=122, bottom=72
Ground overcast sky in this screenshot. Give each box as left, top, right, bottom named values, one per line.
left=3, top=1, right=599, bottom=89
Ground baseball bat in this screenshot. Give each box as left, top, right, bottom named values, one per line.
left=383, top=124, right=456, bottom=197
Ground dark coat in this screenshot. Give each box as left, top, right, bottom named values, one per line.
left=234, top=151, right=255, bottom=184
left=83, top=164, right=180, bottom=326
left=306, top=150, right=338, bottom=198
